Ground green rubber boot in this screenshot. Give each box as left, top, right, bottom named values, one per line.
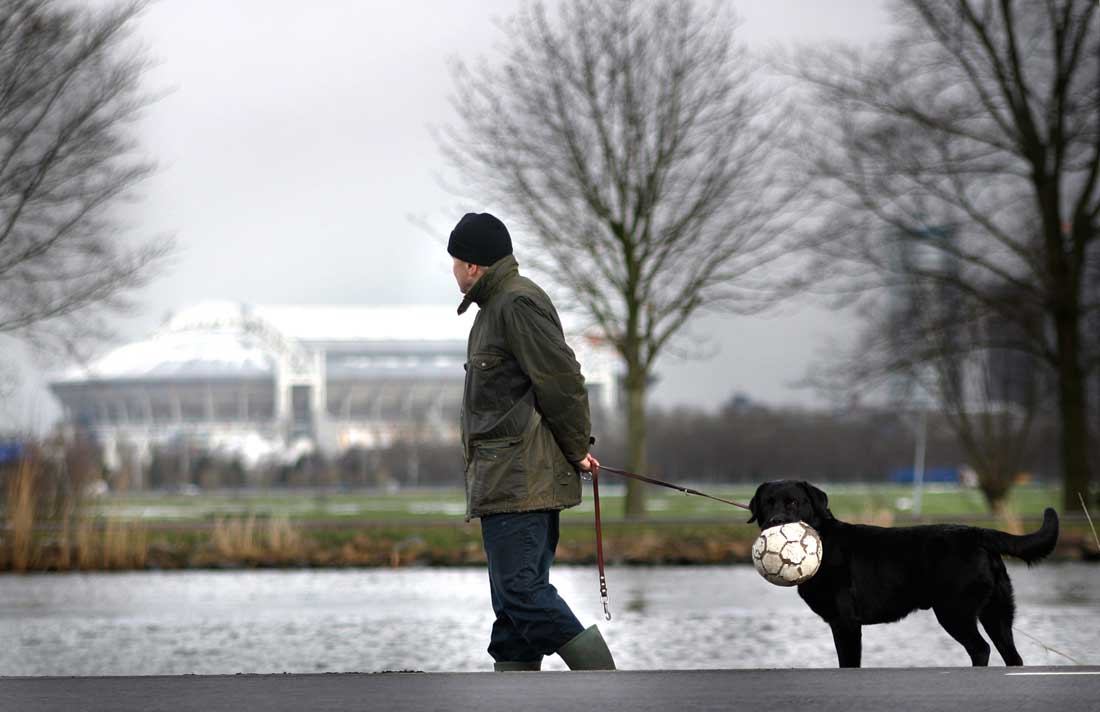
left=493, top=659, right=542, bottom=672
left=556, top=625, right=616, bottom=670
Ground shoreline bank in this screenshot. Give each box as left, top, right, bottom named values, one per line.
left=3, top=520, right=1096, bottom=573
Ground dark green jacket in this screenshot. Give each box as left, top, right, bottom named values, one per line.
left=458, top=255, right=590, bottom=520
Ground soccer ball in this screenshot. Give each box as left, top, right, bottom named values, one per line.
left=751, top=521, right=823, bottom=586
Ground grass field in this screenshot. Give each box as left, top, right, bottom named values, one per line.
left=82, top=482, right=1067, bottom=525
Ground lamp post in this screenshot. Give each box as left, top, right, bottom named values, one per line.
left=896, top=222, right=954, bottom=520
left=912, top=408, right=927, bottom=519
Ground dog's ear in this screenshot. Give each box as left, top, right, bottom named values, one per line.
left=746, top=492, right=758, bottom=524
left=800, top=481, right=831, bottom=521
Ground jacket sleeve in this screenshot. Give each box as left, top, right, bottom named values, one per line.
left=503, top=296, right=592, bottom=464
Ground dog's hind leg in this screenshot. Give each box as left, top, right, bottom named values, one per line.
left=933, top=607, right=991, bottom=666
left=829, top=622, right=862, bottom=668
left=979, top=574, right=1023, bottom=666
left=979, top=608, right=1022, bottom=666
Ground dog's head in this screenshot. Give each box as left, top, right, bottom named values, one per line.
left=747, top=480, right=834, bottom=531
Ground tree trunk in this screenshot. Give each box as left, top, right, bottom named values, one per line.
left=972, top=451, right=1020, bottom=534
left=623, top=365, right=648, bottom=518
left=988, top=496, right=1022, bottom=536
left=1053, top=311, right=1092, bottom=512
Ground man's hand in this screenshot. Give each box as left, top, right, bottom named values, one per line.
left=576, top=453, right=600, bottom=474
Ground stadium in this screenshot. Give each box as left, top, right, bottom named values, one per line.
left=47, top=302, right=618, bottom=486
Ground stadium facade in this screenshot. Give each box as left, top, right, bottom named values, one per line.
left=48, top=302, right=618, bottom=484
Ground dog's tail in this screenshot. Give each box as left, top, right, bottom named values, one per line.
left=981, top=508, right=1059, bottom=563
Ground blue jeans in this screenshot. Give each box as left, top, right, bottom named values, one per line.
left=480, top=510, right=585, bottom=662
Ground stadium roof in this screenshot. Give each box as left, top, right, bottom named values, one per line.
left=50, top=301, right=476, bottom=383
left=54, top=330, right=277, bottom=382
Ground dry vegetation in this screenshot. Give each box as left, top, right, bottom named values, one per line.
left=1, top=451, right=149, bottom=572
left=206, top=515, right=306, bottom=565
left=0, top=450, right=322, bottom=572
left=2, top=442, right=1095, bottom=573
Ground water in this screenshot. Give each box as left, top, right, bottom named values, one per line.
left=1, top=564, right=1096, bottom=675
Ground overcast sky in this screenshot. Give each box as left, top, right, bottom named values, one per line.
left=2, top=0, right=891, bottom=432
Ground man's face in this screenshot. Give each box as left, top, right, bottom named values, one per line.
left=452, top=257, right=481, bottom=294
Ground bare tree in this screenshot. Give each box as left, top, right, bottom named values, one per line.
left=793, top=0, right=1099, bottom=510
left=441, top=0, right=800, bottom=516
left=834, top=259, right=1048, bottom=523
left=0, top=0, right=170, bottom=361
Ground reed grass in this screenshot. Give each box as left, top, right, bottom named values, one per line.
left=7, top=457, right=37, bottom=572
left=211, top=514, right=260, bottom=560
left=2, top=452, right=150, bottom=572
left=1079, top=492, right=1099, bottom=554
left=2, top=449, right=308, bottom=570
left=265, top=515, right=303, bottom=558
left=209, top=514, right=306, bottom=563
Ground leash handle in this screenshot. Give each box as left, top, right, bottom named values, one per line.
left=591, top=465, right=611, bottom=621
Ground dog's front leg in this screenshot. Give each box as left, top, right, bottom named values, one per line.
left=829, top=622, right=862, bottom=668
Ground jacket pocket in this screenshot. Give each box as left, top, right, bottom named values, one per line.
left=470, top=352, right=504, bottom=370
left=471, top=435, right=527, bottom=512
left=467, top=351, right=511, bottom=420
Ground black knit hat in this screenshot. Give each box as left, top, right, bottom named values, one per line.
left=447, top=212, right=513, bottom=266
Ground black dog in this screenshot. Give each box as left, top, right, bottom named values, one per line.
left=748, top=480, right=1059, bottom=668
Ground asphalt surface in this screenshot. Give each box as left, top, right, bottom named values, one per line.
left=3, top=667, right=1098, bottom=712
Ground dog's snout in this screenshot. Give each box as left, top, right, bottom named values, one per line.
left=765, top=516, right=785, bottom=528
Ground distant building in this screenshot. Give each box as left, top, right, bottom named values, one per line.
left=48, top=302, right=618, bottom=484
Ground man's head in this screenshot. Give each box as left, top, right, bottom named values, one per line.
left=447, top=212, right=512, bottom=293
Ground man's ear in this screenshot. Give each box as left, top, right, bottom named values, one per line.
left=746, top=493, right=758, bottom=524
left=800, top=481, right=831, bottom=520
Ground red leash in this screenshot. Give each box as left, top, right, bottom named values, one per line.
left=587, top=464, right=751, bottom=620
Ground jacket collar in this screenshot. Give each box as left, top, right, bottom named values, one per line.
left=457, top=255, right=519, bottom=315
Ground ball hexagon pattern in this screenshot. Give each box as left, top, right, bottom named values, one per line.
left=751, top=521, right=822, bottom=587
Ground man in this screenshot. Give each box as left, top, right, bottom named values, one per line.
left=449, top=211, right=616, bottom=672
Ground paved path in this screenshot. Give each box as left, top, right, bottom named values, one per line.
left=3, top=667, right=1098, bottom=712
